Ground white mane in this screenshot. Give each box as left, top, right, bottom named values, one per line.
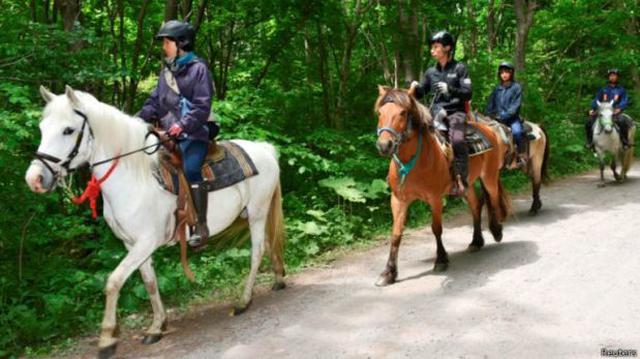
left=46, top=91, right=158, bottom=181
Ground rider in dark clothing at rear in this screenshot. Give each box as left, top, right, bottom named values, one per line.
left=586, top=68, right=631, bottom=150
left=411, top=30, right=472, bottom=196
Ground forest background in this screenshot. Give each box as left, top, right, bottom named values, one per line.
left=1, top=0, right=639, bottom=356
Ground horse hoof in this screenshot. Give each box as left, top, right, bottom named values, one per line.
left=529, top=202, right=542, bottom=215
left=231, top=300, right=252, bottom=316
left=272, top=282, right=286, bottom=291
left=468, top=244, right=482, bottom=253
left=433, top=262, right=448, bottom=272
left=141, top=333, right=163, bottom=345
left=375, top=274, right=395, bottom=287
left=97, top=343, right=117, bottom=359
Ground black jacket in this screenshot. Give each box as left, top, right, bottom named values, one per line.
left=414, top=60, right=472, bottom=114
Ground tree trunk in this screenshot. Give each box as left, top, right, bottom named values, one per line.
left=624, top=1, right=640, bottom=94
left=466, top=0, right=478, bottom=57
left=193, top=0, right=207, bottom=32
left=125, top=0, right=151, bottom=113
left=335, top=0, right=370, bottom=129
left=514, top=0, right=537, bottom=76
left=57, top=0, right=80, bottom=31
left=487, top=0, right=496, bottom=52
left=30, top=0, right=37, bottom=22
left=316, top=20, right=333, bottom=127
left=181, top=0, right=193, bottom=20
left=165, top=0, right=178, bottom=21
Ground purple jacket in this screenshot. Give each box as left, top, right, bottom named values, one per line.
left=139, top=57, right=213, bottom=142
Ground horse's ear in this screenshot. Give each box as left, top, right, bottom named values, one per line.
left=39, top=85, right=54, bottom=103
left=407, top=85, right=416, bottom=97
left=378, top=85, right=391, bottom=96
left=596, top=100, right=602, bottom=107
left=65, top=85, right=81, bottom=107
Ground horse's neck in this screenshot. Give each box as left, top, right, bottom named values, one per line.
left=397, top=130, right=443, bottom=170
left=88, top=106, right=164, bottom=208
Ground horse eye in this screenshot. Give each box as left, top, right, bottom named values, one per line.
left=63, top=127, right=75, bottom=135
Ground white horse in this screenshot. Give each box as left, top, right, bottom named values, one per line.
left=25, top=86, right=285, bottom=358
left=593, top=100, right=635, bottom=187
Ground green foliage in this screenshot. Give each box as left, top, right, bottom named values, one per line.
left=1, top=0, right=639, bottom=356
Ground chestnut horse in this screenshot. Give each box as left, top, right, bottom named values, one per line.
left=374, top=86, right=511, bottom=286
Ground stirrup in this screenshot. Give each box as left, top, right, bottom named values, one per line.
left=449, top=175, right=467, bottom=197
left=188, top=226, right=209, bottom=251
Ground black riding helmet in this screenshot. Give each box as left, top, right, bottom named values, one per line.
left=498, top=61, right=515, bottom=80
left=156, top=20, right=195, bottom=52
left=429, top=30, right=456, bottom=58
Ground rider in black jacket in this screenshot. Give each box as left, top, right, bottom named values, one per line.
left=411, top=30, right=472, bottom=195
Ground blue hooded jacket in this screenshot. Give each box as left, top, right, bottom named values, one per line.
left=485, top=81, right=522, bottom=122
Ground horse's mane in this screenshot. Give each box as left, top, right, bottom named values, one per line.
left=374, top=88, right=432, bottom=131
left=71, top=92, right=157, bottom=181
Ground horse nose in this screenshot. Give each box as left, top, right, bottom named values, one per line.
left=376, top=139, right=393, bottom=156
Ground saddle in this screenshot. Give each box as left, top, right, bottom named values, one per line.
left=432, top=123, right=493, bottom=161
left=153, top=135, right=259, bottom=281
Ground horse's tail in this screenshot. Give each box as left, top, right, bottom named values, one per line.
left=540, top=125, right=551, bottom=185
left=623, top=125, right=636, bottom=175
left=266, top=180, right=286, bottom=281
left=498, top=179, right=512, bottom=221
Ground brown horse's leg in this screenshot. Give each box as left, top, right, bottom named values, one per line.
left=375, top=194, right=409, bottom=286
left=480, top=179, right=504, bottom=242
left=529, top=152, right=543, bottom=215
left=465, top=187, right=485, bottom=252
left=430, top=198, right=449, bottom=272
left=530, top=178, right=542, bottom=215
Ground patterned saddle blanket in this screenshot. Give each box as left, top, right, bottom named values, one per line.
left=155, top=141, right=259, bottom=195
left=434, top=123, right=493, bottom=158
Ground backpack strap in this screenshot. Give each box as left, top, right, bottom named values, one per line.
left=163, top=68, right=181, bottom=95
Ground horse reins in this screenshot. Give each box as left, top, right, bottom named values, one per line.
left=34, top=109, right=175, bottom=178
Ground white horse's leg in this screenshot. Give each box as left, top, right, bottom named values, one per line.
left=139, top=258, right=167, bottom=344
left=597, top=151, right=607, bottom=187
left=611, top=154, right=621, bottom=181
left=233, top=217, right=266, bottom=315
left=98, top=241, right=157, bottom=357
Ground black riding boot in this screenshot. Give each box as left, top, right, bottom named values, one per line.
left=189, top=183, right=210, bottom=249
left=615, top=116, right=630, bottom=149
left=516, top=137, right=528, bottom=168
left=451, top=154, right=469, bottom=196
left=585, top=117, right=596, bottom=150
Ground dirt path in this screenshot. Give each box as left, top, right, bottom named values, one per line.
left=66, top=167, right=640, bottom=359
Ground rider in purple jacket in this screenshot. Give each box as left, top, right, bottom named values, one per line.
left=138, top=20, right=214, bottom=249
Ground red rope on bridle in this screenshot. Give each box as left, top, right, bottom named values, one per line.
left=72, top=158, right=120, bottom=219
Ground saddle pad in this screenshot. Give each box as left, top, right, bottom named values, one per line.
left=434, top=124, right=493, bottom=158
left=156, top=141, right=259, bottom=194
left=620, top=114, right=636, bottom=128
left=201, top=141, right=259, bottom=191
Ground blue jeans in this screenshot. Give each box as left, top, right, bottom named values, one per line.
left=178, top=139, right=208, bottom=183
left=505, top=117, right=524, bottom=148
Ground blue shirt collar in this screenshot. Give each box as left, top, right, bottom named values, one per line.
left=176, top=52, right=195, bottom=65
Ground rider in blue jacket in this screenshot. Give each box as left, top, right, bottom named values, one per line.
left=486, top=62, right=526, bottom=167
left=586, top=68, right=630, bottom=150
left=138, top=20, right=214, bottom=248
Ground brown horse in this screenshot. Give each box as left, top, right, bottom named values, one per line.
left=374, top=86, right=511, bottom=286
left=475, top=114, right=550, bottom=214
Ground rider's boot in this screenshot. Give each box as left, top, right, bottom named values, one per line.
left=188, top=183, right=210, bottom=250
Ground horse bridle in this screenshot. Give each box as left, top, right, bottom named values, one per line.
left=376, top=99, right=415, bottom=153
left=34, top=109, right=94, bottom=180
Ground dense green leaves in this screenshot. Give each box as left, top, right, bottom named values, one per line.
left=0, top=0, right=638, bottom=356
